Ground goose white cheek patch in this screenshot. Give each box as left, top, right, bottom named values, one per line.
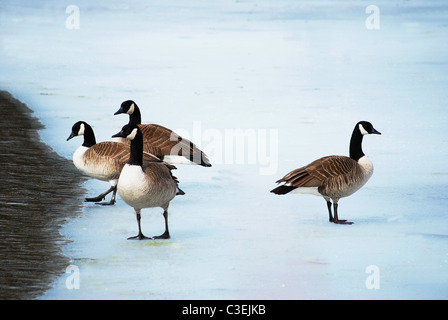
left=126, top=128, right=138, bottom=140
left=359, top=124, right=369, bottom=135
left=127, top=103, right=135, bottom=115
left=78, top=123, right=85, bottom=136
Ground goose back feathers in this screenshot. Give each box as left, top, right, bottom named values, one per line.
left=273, top=155, right=372, bottom=200
left=114, top=100, right=211, bottom=167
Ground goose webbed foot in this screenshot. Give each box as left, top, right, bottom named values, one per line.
left=95, top=199, right=116, bottom=206
left=333, top=219, right=354, bottom=225
left=85, top=195, right=105, bottom=202
left=127, top=232, right=152, bottom=240
left=153, top=231, right=170, bottom=240
left=329, top=216, right=352, bottom=224
left=96, top=201, right=115, bottom=206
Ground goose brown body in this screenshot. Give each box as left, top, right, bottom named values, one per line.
left=67, top=121, right=163, bottom=205
left=73, top=141, right=165, bottom=182
left=276, top=155, right=371, bottom=200
left=271, top=121, right=381, bottom=224
left=115, top=123, right=209, bottom=165
left=114, top=100, right=211, bottom=167
left=112, top=124, right=183, bottom=240
left=117, top=162, right=177, bottom=212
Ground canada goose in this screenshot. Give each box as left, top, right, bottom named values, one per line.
left=112, top=123, right=183, bottom=240
left=271, top=121, right=381, bottom=224
left=114, top=100, right=212, bottom=167
left=67, top=121, right=163, bottom=205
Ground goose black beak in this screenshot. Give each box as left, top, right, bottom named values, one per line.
left=114, top=107, right=125, bottom=115
left=371, top=128, right=381, bottom=135
left=66, top=132, right=76, bottom=141
left=111, top=130, right=124, bottom=138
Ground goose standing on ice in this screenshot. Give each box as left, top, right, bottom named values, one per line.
left=67, top=121, right=163, bottom=205
left=112, top=123, right=183, bottom=240
left=271, top=121, right=381, bottom=224
left=114, top=100, right=212, bottom=167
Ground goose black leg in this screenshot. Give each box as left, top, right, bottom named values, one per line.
left=97, top=187, right=117, bottom=206
left=128, top=212, right=152, bottom=240
left=332, top=202, right=353, bottom=225
left=85, top=185, right=116, bottom=205
left=326, top=200, right=334, bottom=222
left=153, top=210, right=170, bottom=239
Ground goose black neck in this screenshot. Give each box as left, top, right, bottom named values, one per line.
left=349, top=126, right=365, bottom=161
left=128, top=128, right=144, bottom=166
left=82, top=124, right=96, bottom=147
left=128, top=105, right=142, bottom=126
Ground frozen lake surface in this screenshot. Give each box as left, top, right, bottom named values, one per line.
left=1, top=0, right=447, bottom=299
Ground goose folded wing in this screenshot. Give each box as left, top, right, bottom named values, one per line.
left=85, top=143, right=129, bottom=165
left=139, top=124, right=211, bottom=166
left=277, top=156, right=358, bottom=188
